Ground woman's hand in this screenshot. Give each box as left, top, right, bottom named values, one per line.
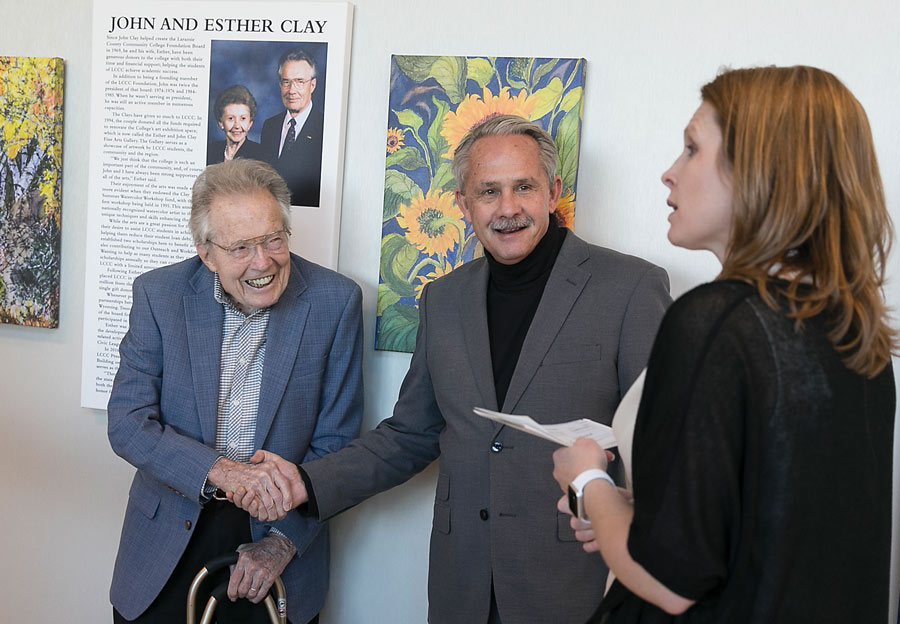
left=552, top=437, right=613, bottom=492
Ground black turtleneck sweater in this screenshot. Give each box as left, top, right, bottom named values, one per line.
left=486, top=221, right=567, bottom=408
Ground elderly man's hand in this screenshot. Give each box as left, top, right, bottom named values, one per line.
left=227, top=450, right=308, bottom=520
left=208, top=456, right=295, bottom=522
left=228, top=534, right=296, bottom=603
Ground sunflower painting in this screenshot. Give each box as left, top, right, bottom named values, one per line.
left=376, top=55, right=585, bottom=352
left=0, top=57, right=64, bottom=328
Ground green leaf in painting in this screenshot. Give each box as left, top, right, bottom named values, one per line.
left=466, top=58, right=495, bottom=88
left=393, top=108, right=424, bottom=133
left=430, top=56, right=467, bottom=104
left=384, top=169, right=418, bottom=201
left=394, top=55, right=439, bottom=81
left=531, top=58, right=559, bottom=87
left=556, top=107, right=581, bottom=191
left=427, top=95, right=450, bottom=164
left=377, top=303, right=420, bottom=352
left=528, top=77, right=564, bottom=122
left=383, top=188, right=404, bottom=221
left=430, top=161, right=456, bottom=194
left=509, top=57, right=530, bottom=81
left=379, top=233, right=419, bottom=297
left=505, top=75, right=527, bottom=90
left=559, top=86, right=584, bottom=113
left=377, top=283, right=402, bottom=316
left=385, top=146, right=427, bottom=171
left=383, top=170, right=419, bottom=220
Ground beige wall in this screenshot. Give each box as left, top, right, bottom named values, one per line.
left=2, top=0, right=898, bottom=621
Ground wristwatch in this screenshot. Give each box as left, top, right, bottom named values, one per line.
left=568, top=468, right=616, bottom=521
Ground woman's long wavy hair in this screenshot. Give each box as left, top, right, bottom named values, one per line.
left=702, top=66, right=896, bottom=377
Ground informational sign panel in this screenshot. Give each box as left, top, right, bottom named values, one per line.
left=82, top=0, right=354, bottom=409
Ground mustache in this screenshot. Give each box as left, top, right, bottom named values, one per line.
left=490, top=215, right=533, bottom=232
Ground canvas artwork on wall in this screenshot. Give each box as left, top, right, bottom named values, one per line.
left=0, top=56, right=64, bottom=328
left=376, top=55, right=585, bottom=352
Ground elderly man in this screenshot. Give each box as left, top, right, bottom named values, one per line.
left=260, top=47, right=323, bottom=207
left=239, top=115, right=671, bottom=623
left=107, top=159, right=363, bottom=624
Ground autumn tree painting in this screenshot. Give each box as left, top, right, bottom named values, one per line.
left=0, top=56, right=64, bottom=328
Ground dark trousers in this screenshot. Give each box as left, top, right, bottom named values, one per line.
left=113, top=500, right=316, bottom=624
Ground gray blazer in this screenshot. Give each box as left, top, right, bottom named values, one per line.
left=303, top=233, right=671, bottom=623
left=107, top=254, right=364, bottom=624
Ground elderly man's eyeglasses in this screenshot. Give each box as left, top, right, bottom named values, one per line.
left=279, top=78, right=314, bottom=90
left=207, top=229, right=290, bottom=261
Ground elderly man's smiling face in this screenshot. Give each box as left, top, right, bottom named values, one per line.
left=196, top=189, right=291, bottom=314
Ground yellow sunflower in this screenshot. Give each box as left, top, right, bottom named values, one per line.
left=440, top=86, right=538, bottom=158
left=396, top=190, right=465, bottom=256
left=414, top=262, right=453, bottom=301
left=386, top=127, right=405, bottom=154
left=555, top=189, right=576, bottom=229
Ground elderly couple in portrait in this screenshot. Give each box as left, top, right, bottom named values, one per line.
left=206, top=47, right=323, bottom=207
left=109, top=64, right=895, bottom=624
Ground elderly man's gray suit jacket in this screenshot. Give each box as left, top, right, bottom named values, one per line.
left=303, top=232, right=671, bottom=623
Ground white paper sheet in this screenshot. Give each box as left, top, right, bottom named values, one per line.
left=473, top=407, right=617, bottom=448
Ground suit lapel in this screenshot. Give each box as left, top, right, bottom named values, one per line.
left=459, top=260, right=498, bottom=411
left=256, top=257, right=310, bottom=446
left=502, top=234, right=590, bottom=414
left=184, top=265, right=223, bottom=446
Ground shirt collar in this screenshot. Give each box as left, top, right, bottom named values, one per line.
left=282, top=101, right=313, bottom=134
left=212, top=272, right=267, bottom=318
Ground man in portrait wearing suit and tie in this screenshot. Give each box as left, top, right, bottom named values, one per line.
left=233, top=115, right=672, bottom=623
left=107, top=159, right=363, bottom=624
left=260, top=48, right=325, bottom=207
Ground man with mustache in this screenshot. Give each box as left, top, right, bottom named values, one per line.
left=236, top=115, right=671, bottom=623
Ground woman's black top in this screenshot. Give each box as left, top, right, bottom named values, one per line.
left=596, top=280, right=895, bottom=623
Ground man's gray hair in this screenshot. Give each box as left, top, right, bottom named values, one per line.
left=189, top=159, right=292, bottom=244
left=451, top=114, right=559, bottom=193
left=277, top=47, right=317, bottom=77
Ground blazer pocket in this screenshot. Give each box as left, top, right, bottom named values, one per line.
left=432, top=473, right=450, bottom=534
left=292, top=363, right=327, bottom=379
left=433, top=501, right=450, bottom=535
left=542, top=343, right=602, bottom=366
left=557, top=511, right=577, bottom=542
left=128, top=479, right=161, bottom=520
left=435, top=472, right=450, bottom=501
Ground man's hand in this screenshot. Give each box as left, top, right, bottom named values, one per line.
left=208, top=456, right=294, bottom=522
left=228, top=534, right=296, bottom=603
left=556, top=486, right=633, bottom=554
left=227, top=450, right=308, bottom=520
left=557, top=494, right=600, bottom=552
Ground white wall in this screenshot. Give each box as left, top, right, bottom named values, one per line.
left=2, top=0, right=898, bottom=622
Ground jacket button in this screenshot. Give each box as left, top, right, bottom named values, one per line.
left=491, top=441, right=503, bottom=453
left=185, top=520, right=192, bottom=530
left=479, top=509, right=489, bottom=521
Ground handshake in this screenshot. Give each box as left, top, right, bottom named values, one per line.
left=209, top=450, right=308, bottom=522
